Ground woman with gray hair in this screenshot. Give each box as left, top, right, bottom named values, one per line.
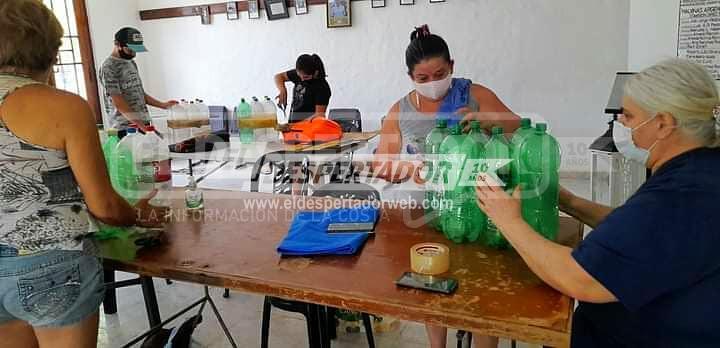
left=475, top=58, right=720, bottom=347
left=0, top=1, right=166, bottom=347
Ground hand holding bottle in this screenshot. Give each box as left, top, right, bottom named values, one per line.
left=475, top=174, right=523, bottom=230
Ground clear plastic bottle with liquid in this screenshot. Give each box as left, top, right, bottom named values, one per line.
left=185, top=174, right=204, bottom=211
left=237, top=98, right=253, bottom=144
left=135, top=126, right=172, bottom=207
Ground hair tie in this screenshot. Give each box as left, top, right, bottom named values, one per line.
left=415, top=25, right=431, bottom=38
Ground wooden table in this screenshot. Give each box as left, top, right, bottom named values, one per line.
left=104, top=190, right=582, bottom=347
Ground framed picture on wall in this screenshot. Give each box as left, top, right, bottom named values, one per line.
left=327, top=0, right=351, bottom=28
left=265, top=0, right=289, bottom=20
left=400, top=0, right=415, bottom=5
left=372, top=0, right=386, bottom=8
left=295, top=0, right=308, bottom=15
left=226, top=1, right=239, bottom=20
left=199, top=5, right=211, bottom=24
left=248, top=0, right=260, bottom=19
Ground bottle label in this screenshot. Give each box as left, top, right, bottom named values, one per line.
left=140, top=159, right=171, bottom=183
left=186, top=191, right=204, bottom=209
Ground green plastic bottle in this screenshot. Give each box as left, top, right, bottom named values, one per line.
left=468, top=120, right=489, bottom=145
left=438, top=125, right=486, bottom=243
left=518, top=123, right=561, bottom=241
left=464, top=132, right=487, bottom=243
left=102, top=128, right=120, bottom=190
left=424, top=119, right=450, bottom=230
left=510, top=118, right=534, bottom=189
left=482, top=127, right=512, bottom=249
left=237, top=98, right=254, bottom=144
left=115, top=127, right=139, bottom=202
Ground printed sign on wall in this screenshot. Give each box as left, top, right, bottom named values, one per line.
left=678, top=0, right=720, bottom=79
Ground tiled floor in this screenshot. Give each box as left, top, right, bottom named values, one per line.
left=98, top=178, right=591, bottom=348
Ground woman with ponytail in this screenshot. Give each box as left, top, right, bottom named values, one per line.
left=374, top=25, right=520, bottom=183
left=274, top=54, right=331, bottom=122
left=374, top=25, right=520, bottom=348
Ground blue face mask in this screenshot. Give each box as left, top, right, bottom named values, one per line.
left=612, top=116, right=659, bottom=166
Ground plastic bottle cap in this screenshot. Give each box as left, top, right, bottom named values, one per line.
left=536, top=123, right=548, bottom=132
left=451, top=124, right=463, bottom=135
left=127, top=128, right=137, bottom=134
left=146, top=125, right=156, bottom=132
left=471, top=120, right=481, bottom=129
left=520, top=118, right=532, bottom=128
left=492, top=127, right=504, bottom=135
left=437, top=119, right=448, bottom=128
left=107, top=128, right=119, bottom=136
left=241, top=98, right=246, bottom=103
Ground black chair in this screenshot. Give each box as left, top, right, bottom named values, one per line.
left=328, top=108, right=362, bottom=133
left=260, top=183, right=380, bottom=348
left=327, top=109, right=362, bottom=183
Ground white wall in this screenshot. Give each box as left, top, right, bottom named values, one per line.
left=87, top=0, right=631, bottom=172
left=628, top=0, right=680, bottom=71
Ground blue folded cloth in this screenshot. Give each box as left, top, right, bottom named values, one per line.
left=438, top=78, right=473, bottom=127
left=277, top=207, right=379, bottom=256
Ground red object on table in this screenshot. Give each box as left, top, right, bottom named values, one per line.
left=282, top=117, right=343, bottom=144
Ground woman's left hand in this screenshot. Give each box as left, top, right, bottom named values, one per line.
left=475, top=174, right=524, bottom=228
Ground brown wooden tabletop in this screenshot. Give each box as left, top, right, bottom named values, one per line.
left=104, top=190, right=582, bottom=347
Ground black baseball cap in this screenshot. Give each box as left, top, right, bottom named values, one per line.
left=115, top=27, right=147, bottom=52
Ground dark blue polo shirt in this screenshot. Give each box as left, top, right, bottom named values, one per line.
left=571, top=147, right=720, bottom=347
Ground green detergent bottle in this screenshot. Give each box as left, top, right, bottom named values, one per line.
left=482, top=127, right=512, bottom=249
left=518, top=123, right=561, bottom=241
left=424, top=119, right=450, bottom=230
left=438, top=125, right=486, bottom=243
left=237, top=99, right=254, bottom=144
left=102, top=128, right=120, bottom=190
left=510, top=118, right=534, bottom=189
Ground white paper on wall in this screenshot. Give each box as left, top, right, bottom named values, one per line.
left=678, top=0, right=720, bottom=79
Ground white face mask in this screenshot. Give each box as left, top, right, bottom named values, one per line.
left=414, top=74, right=452, bottom=101
left=612, top=116, right=659, bottom=166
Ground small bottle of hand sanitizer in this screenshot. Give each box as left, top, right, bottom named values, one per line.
left=185, top=167, right=204, bottom=211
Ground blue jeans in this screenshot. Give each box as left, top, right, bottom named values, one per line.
left=0, top=245, right=104, bottom=328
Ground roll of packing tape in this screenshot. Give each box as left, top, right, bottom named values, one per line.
left=410, top=243, right=450, bottom=275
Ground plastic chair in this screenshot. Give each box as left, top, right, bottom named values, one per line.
left=260, top=183, right=380, bottom=348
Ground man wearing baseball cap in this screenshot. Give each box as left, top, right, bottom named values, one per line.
left=99, top=27, right=177, bottom=135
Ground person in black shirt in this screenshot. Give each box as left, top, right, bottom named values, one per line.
left=274, top=54, right=331, bottom=123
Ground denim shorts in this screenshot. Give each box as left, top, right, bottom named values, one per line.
left=0, top=245, right=105, bottom=328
